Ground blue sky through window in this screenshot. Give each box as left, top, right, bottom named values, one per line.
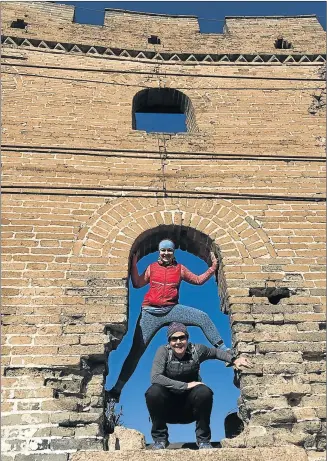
left=135, top=112, right=187, bottom=133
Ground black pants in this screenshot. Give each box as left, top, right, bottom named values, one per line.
left=145, top=383, right=213, bottom=443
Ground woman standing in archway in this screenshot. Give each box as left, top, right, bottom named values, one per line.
left=106, top=239, right=231, bottom=405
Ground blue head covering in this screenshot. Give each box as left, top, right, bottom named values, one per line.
left=158, top=239, right=175, bottom=251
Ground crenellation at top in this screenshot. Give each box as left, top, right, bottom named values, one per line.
left=104, top=8, right=200, bottom=42
left=2, top=1, right=75, bottom=22
left=104, top=8, right=199, bottom=19
left=1, top=2, right=326, bottom=55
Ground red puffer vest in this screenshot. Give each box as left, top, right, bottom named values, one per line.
left=142, top=262, right=182, bottom=307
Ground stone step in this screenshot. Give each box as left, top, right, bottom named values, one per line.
left=70, top=446, right=308, bottom=461
left=145, top=441, right=221, bottom=450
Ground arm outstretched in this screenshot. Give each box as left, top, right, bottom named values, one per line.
left=181, top=252, right=218, bottom=285
left=130, top=253, right=150, bottom=288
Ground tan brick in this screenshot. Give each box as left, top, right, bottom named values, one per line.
left=7, top=336, right=33, bottom=345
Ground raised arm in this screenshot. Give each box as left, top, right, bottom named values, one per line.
left=130, top=254, right=150, bottom=288
left=196, top=344, right=253, bottom=370
left=196, top=344, right=234, bottom=364
left=181, top=252, right=218, bottom=285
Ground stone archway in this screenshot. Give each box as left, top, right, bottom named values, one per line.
left=71, top=197, right=275, bottom=318
left=67, top=197, right=278, bottom=442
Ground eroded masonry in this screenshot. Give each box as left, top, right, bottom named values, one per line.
left=1, top=2, right=326, bottom=461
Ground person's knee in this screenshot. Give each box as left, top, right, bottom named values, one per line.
left=197, top=310, right=210, bottom=324
left=192, top=384, right=213, bottom=401
left=145, top=384, right=164, bottom=401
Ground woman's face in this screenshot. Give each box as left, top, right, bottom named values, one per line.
left=159, top=247, right=174, bottom=264
left=169, top=331, right=188, bottom=357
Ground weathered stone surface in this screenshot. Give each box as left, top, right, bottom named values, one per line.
left=50, top=437, right=103, bottom=451
left=69, top=447, right=308, bottom=461
left=108, top=426, right=146, bottom=451
left=251, top=408, right=296, bottom=426
left=307, top=452, right=327, bottom=461
left=14, top=456, right=68, bottom=461
left=222, top=426, right=317, bottom=449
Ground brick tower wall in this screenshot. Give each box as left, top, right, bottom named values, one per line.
left=1, top=2, right=326, bottom=461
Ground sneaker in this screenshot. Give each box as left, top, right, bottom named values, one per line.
left=198, top=442, right=213, bottom=449
left=105, top=389, right=120, bottom=403
left=152, top=441, right=168, bottom=450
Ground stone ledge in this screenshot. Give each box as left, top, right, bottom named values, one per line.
left=2, top=36, right=326, bottom=65
left=69, top=446, right=308, bottom=461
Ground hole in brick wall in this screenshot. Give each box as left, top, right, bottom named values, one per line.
left=105, top=224, right=243, bottom=444
left=249, top=287, right=290, bottom=304
left=302, top=352, right=326, bottom=361
left=274, top=36, right=292, bottom=49
left=148, top=35, right=161, bottom=45
left=224, top=411, right=244, bottom=438
left=132, top=88, right=197, bottom=133
left=318, top=323, right=326, bottom=330
left=308, top=89, right=326, bottom=115
left=10, top=18, right=28, bottom=29
left=287, top=393, right=303, bottom=407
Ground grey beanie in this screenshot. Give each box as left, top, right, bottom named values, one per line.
left=167, top=322, right=189, bottom=339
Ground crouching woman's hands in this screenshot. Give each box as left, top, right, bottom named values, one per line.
left=233, top=356, right=252, bottom=370
left=187, top=381, right=204, bottom=389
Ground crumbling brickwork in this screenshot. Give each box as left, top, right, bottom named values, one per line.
left=1, top=2, right=326, bottom=461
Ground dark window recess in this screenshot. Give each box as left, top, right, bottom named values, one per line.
left=224, top=412, right=244, bottom=438
left=287, top=393, right=302, bottom=407
left=275, top=37, right=292, bottom=49
left=148, top=35, right=161, bottom=45
left=11, top=18, right=28, bottom=29
left=249, top=287, right=290, bottom=305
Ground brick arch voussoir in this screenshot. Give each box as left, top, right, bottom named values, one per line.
left=71, top=198, right=274, bottom=265
left=71, top=197, right=152, bottom=257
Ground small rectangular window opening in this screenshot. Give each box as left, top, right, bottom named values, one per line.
left=135, top=113, right=187, bottom=134
left=148, top=35, right=161, bottom=45
left=11, top=19, right=28, bottom=29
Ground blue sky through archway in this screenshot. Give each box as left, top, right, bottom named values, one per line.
left=106, top=249, right=237, bottom=443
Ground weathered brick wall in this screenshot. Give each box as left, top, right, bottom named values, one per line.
left=1, top=2, right=326, bottom=461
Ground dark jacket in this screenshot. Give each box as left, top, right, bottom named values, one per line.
left=151, top=343, right=233, bottom=393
